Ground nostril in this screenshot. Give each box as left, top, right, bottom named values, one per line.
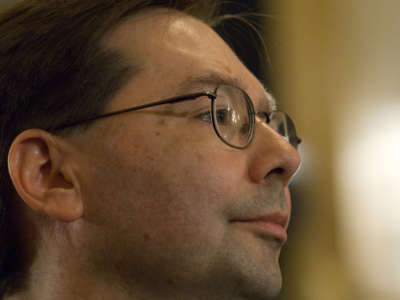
left=265, top=167, right=285, bottom=179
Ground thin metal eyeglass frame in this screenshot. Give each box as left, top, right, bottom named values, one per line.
left=54, top=87, right=255, bottom=149
left=53, top=85, right=300, bottom=149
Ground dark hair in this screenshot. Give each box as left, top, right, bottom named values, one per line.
left=0, top=0, right=222, bottom=295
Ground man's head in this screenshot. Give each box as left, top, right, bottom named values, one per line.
left=0, top=1, right=301, bottom=299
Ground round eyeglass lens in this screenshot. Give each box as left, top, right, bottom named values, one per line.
left=268, top=111, right=301, bottom=149
left=212, top=85, right=254, bottom=148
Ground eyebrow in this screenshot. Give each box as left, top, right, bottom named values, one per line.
left=177, top=71, right=277, bottom=111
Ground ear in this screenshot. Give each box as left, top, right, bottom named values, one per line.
left=8, top=129, right=83, bottom=222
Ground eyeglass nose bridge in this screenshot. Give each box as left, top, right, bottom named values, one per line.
left=257, top=110, right=301, bottom=150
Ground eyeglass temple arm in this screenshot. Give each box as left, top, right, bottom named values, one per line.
left=54, top=92, right=214, bottom=130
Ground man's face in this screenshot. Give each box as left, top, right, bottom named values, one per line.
left=73, top=9, right=301, bottom=300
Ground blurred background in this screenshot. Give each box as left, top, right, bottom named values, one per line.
left=1, top=0, right=399, bottom=299
left=260, top=1, right=400, bottom=300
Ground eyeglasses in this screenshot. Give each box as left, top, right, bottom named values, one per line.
left=54, top=84, right=301, bottom=149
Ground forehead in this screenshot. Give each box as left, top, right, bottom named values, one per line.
left=103, top=8, right=275, bottom=109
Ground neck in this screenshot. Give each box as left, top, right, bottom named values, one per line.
left=3, top=223, right=251, bottom=300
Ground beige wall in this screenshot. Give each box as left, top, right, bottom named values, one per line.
left=266, top=1, right=400, bottom=300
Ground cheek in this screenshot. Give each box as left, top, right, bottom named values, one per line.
left=153, top=149, right=248, bottom=243
left=83, top=120, right=248, bottom=243
left=77, top=125, right=254, bottom=278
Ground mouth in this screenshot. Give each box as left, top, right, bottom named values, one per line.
left=230, top=212, right=289, bottom=244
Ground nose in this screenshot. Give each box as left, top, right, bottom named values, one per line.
left=247, top=120, right=301, bottom=186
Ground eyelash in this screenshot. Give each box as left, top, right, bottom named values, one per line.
left=196, top=110, right=212, bottom=122
left=195, top=108, right=231, bottom=122
left=196, top=110, right=272, bottom=124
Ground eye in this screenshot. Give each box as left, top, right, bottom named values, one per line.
left=215, top=108, right=232, bottom=125
left=196, top=111, right=212, bottom=122
left=196, top=108, right=232, bottom=124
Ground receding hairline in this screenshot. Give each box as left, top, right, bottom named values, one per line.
left=100, top=7, right=211, bottom=87
left=102, top=6, right=214, bottom=50
left=100, top=9, right=276, bottom=115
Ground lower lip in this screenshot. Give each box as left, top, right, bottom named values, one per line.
left=235, top=221, right=288, bottom=243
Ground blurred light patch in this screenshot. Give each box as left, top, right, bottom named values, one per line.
left=336, top=101, right=400, bottom=297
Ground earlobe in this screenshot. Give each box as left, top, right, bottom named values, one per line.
left=8, top=129, right=83, bottom=222
left=43, top=187, right=84, bottom=222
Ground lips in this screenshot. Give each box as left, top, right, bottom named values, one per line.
left=231, top=212, right=289, bottom=243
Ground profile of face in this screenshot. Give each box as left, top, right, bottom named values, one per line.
left=8, top=7, right=301, bottom=300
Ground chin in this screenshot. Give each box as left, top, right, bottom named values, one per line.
left=239, top=271, right=283, bottom=300
left=212, top=260, right=283, bottom=300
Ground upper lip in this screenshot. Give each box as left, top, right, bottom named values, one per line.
left=231, top=212, right=289, bottom=229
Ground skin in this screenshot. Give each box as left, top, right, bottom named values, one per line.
left=7, top=8, right=301, bottom=300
